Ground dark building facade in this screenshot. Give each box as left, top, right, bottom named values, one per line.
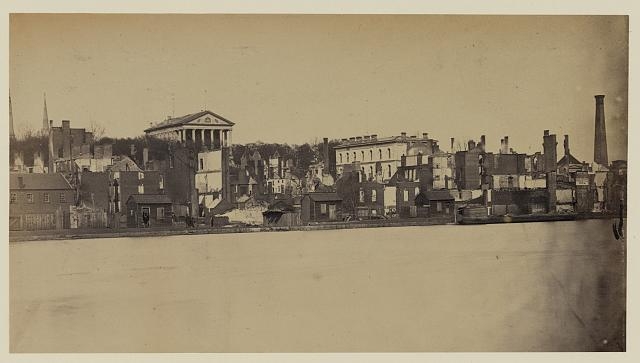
left=301, top=192, right=343, bottom=223
left=9, top=173, right=75, bottom=230
left=125, top=194, right=173, bottom=228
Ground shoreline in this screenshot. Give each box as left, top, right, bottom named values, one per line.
left=8, top=214, right=620, bottom=243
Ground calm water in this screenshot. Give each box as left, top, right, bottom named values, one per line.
left=10, top=219, right=626, bottom=352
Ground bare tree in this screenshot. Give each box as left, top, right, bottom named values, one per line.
left=89, top=121, right=106, bottom=142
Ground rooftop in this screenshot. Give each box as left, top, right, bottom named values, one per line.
left=305, top=192, right=342, bottom=202
left=334, top=134, right=438, bottom=149
left=126, top=194, right=172, bottom=204
left=145, top=110, right=235, bottom=133
left=10, top=173, right=73, bottom=190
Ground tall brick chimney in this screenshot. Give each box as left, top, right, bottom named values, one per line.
left=594, top=95, right=608, bottom=166
left=563, top=135, right=570, bottom=156
left=543, top=130, right=557, bottom=173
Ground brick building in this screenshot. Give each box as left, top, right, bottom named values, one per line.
left=9, top=173, right=75, bottom=230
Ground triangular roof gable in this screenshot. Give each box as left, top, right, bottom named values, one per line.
left=184, top=110, right=235, bottom=127
left=145, top=110, right=235, bottom=132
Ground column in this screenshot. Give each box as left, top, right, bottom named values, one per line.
left=227, top=130, right=232, bottom=146
left=201, top=129, right=205, bottom=145
left=180, top=129, right=184, bottom=142
left=210, top=128, right=215, bottom=147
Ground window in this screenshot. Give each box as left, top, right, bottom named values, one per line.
left=359, top=189, right=365, bottom=203
left=347, top=153, right=350, bottom=162
left=169, top=155, right=174, bottom=169
left=361, top=151, right=365, bottom=160
left=200, top=158, right=205, bottom=171
left=369, top=166, right=373, bottom=178
left=59, top=193, right=66, bottom=203
left=138, top=172, right=144, bottom=180
left=353, top=152, right=356, bottom=161
left=404, top=190, right=409, bottom=202
left=138, top=184, right=144, bottom=194
left=130, top=209, right=134, bottom=216
left=320, top=203, right=327, bottom=214
left=370, top=150, right=373, bottom=160
left=10, top=193, right=16, bottom=204
left=159, top=175, right=164, bottom=190
left=378, top=149, right=382, bottom=159
left=371, top=189, right=377, bottom=202
left=387, top=148, right=391, bottom=159
left=44, top=193, right=50, bottom=203
left=157, top=207, right=165, bottom=220
left=415, top=187, right=420, bottom=196
left=437, top=202, right=442, bottom=212
left=387, top=165, right=392, bottom=178
left=114, top=171, right=120, bottom=179
left=339, top=153, right=343, bottom=163
left=26, top=193, right=34, bottom=203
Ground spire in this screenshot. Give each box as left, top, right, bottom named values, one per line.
left=9, top=91, right=15, bottom=140
left=42, top=92, right=49, bottom=131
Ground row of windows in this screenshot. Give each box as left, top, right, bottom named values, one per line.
left=338, top=148, right=393, bottom=164
left=358, top=189, right=378, bottom=203
left=10, top=192, right=67, bottom=204
left=356, top=165, right=394, bottom=181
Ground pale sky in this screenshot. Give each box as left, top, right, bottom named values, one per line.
left=9, top=14, right=628, bottom=162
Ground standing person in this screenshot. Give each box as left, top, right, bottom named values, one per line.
left=142, top=211, right=149, bottom=228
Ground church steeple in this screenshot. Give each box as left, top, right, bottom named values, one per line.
left=9, top=91, right=15, bottom=140
left=42, top=92, right=49, bottom=132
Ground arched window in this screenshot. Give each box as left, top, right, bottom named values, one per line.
left=371, top=189, right=377, bottom=202
left=361, top=151, right=365, bottom=160
left=387, top=148, right=391, bottom=159
left=387, top=165, right=392, bottom=178
left=347, top=153, right=350, bottom=162
left=339, top=153, right=343, bottom=163
left=369, top=166, right=373, bottom=178
left=353, top=152, right=357, bottom=161
left=370, top=150, right=373, bottom=160
left=378, top=149, right=382, bottom=159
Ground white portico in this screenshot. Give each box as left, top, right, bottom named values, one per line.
left=144, top=110, right=234, bottom=150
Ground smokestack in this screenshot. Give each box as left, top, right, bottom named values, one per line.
left=143, top=147, right=149, bottom=169
left=500, top=139, right=504, bottom=153
left=401, top=132, right=407, bottom=138
left=422, top=132, right=429, bottom=139
left=503, top=136, right=509, bottom=154
left=563, top=135, right=570, bottom=156
left=543, top=131, right=557, bottom=173
left=323, top=137, right=329, bottom=167
left=594, top=95, right=609, bottom=166
left=450, top=138, right=455, bottom=152
left=480, top=135, right=486, bottom=147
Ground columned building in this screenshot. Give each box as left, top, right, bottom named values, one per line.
left=145, top=110, right=234, bottom=150
left=145, top=110, right=235, bottom=213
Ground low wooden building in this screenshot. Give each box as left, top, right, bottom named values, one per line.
left=301, top=192, right=343, bottom=223
left=263, top=200, right=301, bottom=227
left=125, top=194, right=173, bottom=228
left=9, top=173, right=75, bottom=230
left=415, top=190, right=456, bottom=218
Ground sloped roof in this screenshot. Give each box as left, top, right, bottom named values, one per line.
left=126, top=194, right=172, bottom=204
left=10, top=173, right=73, bottom=190
left=144, top=110, right=235, bottom=133
left=558, top=153, right=582, bottom=167
left=305, top=192, right=342, bottom=202
left=109, top=155, right=142, bottom=172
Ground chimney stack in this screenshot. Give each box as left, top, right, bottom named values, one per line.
left=563, top=135, right=570, bottom=156
left=503, top=136, right=509, bottom=154
left=450, top=137, right=455, bottom=152
left=594, top=95, right=609, bottom=166
left=422, top=132, right=429, bottom=139
left=143, top=147, right=149, bottom=169
left=371, top=134, right=378, bottom=139
left=543, top=131, right=558, bottom=173
left=323, top=137, right=329, bottom=168
left=480, top=135, right=486, bottom=147
left=468, top=140, right=476, bottom=150
left=500, top=139, right=504, bottom=153
left=401, top=132, right=407, bottom=138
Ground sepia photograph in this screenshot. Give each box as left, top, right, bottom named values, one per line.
left=4, top=5, right=633, bottom=358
